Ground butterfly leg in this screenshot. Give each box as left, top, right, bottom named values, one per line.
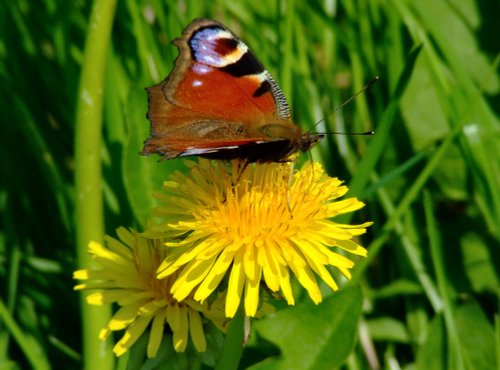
left=285, top=159, right=295, bottom=218
left=233, top=159, right=251, bottom=185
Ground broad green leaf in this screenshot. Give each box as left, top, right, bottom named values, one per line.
left=456, top=300, right=497, bottom=370
left=412, top=0, right=499, bottom=93
left=367, top=317, right=410, bottom=343
left=417, top=314, right=446, bottom=370
left=250, top=286, right=363, bottom=370
left=461, top=231, right=499, bottom=293
left=399, top=56, right=449, bottom=151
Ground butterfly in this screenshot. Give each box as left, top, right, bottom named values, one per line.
left=142, top=18, right=324, bottom=163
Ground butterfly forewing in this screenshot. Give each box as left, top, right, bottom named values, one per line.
left=143, top=18, right=321, bottom=162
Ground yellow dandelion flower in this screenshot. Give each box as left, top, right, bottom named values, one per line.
left=73, top=227, right=227, bottom=358
left=152, top=160, right=371, bottom=318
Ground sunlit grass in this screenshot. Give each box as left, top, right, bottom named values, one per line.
left=1, top=0, right=499, bottom=369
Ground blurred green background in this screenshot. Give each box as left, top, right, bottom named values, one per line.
left=1, top=0, right=499, bottom=369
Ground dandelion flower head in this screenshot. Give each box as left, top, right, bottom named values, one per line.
left=73, top=227, right=226, bottom=357
left=151, top=160, right=371, bottom=318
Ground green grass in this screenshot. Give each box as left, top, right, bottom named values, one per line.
left=1, top=0, right=499, bottom=369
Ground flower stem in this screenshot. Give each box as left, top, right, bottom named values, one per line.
left=74, top=0, right=117, bottom=369
left=215, top=307, right=245, bottom=370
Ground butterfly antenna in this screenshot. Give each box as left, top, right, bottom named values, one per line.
left=312, top=76, right=380, bottom=132
left=332, top=76, right=379, bottom=114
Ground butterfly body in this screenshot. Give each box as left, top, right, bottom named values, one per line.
left=143, top=18, right=323, bottom=163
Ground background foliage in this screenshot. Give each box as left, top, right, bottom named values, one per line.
left=1, top=0, right=499, bottom=369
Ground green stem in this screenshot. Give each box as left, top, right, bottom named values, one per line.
left=215, top=307, right=245, bottom=370
left=424, top=191, right=464, bottom=369
left=74, top=0, right=117, bottom=369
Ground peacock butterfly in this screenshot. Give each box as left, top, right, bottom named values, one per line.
left=142, top=18, right=324, bottom=163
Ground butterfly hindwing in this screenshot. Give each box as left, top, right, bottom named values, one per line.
left=142, top=18, right=322, bottom=162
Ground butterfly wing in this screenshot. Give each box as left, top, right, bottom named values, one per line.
left=143, top=18, right=301, bottom=161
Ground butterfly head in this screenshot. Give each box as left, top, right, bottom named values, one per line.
left=298, top=133, right=325, bottom=153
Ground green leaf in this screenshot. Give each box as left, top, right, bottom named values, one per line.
left=417, top=313, right=447, bottom=370
left=372, top=279, right=423, bottom=299
left=456, top=300, right=497, bottom=370
left=417, top=300, right=498, bottom=370
left=412, top=0, right=499, bottom=93
left=461, top=232, right=499, bottom=293
left=366, top=317, right=410, bottom=343
left=250, top=286, right=363, bottom=370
